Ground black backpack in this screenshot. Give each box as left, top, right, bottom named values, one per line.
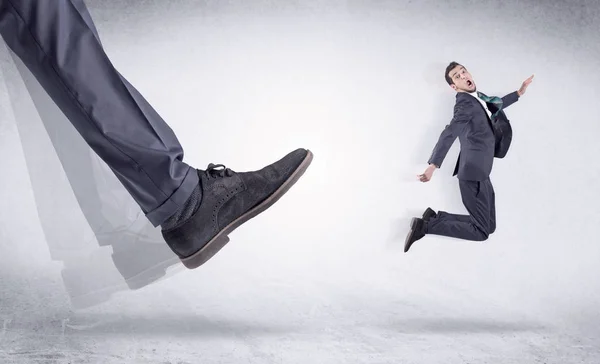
left=483, top=96, right=513, bottom=159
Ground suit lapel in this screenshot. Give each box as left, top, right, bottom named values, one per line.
left=462, top=92, right=494, bottom=130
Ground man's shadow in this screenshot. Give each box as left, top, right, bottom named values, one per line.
left=383, top=317, right=546, bottom=334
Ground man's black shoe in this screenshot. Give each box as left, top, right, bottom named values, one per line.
left=404, top=217, right=425, bottom=253
left=162, top=148, right=313, bottom=269
left=422, top=207, right=437, bottom=221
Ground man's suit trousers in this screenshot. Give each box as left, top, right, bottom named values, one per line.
left=426, top=178, right=496, bottom=241
left=0, top=0, right=198, bottom=227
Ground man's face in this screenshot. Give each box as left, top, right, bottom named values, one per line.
left=449, top=65, right=476, bottom=93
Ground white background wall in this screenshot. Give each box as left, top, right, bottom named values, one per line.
left=0, top=1, right=599, bottom=362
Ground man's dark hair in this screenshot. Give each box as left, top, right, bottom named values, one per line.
left=445, top=61, right=462, bottom=85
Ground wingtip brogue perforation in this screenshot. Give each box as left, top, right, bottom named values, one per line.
left=161, top=148, right=313, bottom=269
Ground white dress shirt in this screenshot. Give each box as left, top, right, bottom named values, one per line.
left=469, top=91, right=492, bottom=119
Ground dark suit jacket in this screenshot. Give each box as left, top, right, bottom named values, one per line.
left=427, top=91, right=519, bottom=181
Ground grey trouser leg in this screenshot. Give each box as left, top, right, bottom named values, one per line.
left=426, top=178, right=496, bottom=241
left=435, top=211, right=472, bottom=223
left=0, top=0, right=198, bottom=227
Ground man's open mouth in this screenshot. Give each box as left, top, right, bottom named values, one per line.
left=466, top=80, right=473, bottom=87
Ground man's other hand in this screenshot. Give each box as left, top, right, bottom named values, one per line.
left=518, top=74, right=534, bottom=96
left=418, top=164, right=437, bottom=182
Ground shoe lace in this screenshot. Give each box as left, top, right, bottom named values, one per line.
left=205, top=163, right=234, bottom=178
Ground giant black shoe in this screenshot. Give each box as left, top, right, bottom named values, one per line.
left=162, top=148, right=313, bottom=269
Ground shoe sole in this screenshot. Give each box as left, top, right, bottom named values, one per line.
left=180, top=150, right=314, bottom=269
left=404, top=217, right=418, bottom=253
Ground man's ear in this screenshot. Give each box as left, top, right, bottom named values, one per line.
left=450, top=84, right=457, bottom=91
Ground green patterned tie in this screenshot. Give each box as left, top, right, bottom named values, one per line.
left=476, top=91, right=503, bottom=117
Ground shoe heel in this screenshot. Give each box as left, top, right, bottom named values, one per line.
left=181, top=234, right=231, bottom=269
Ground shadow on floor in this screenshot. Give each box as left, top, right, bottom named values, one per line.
left=60, top=312, right=298, bottom=338
left=384, top=317, right=546, bottom=334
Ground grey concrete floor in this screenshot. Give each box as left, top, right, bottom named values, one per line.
left=0, top=255, right=599, bottom=364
